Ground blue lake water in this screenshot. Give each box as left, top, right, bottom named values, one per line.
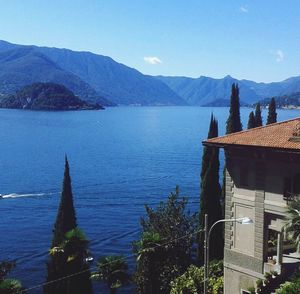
left=0, top=106, right=299, bottom=293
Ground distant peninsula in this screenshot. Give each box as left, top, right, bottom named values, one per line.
left=203, top=98, right=248, bottom=107
left=259, top=92, right=300, bottom=109
left=0, top=83, right=103, bottom=111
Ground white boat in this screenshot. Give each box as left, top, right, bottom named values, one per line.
left=85, top=256, right=94, bottom=263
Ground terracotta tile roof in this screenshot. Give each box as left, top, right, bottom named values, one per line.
left=203, top=117, right=300, bottom=151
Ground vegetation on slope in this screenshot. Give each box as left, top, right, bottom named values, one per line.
left=259, top=92, right=300, bottom=109
left=0, top=82, right=103, bottom=110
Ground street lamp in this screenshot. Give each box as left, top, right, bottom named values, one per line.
left=203, top=214, right=253, bottom=294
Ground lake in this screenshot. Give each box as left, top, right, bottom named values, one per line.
left=0, top=106, right=299, bottom=293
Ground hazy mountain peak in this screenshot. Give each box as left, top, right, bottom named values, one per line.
left=224, top=74, right=233, bottom=79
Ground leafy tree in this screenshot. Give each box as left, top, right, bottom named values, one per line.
left=134, top=232, right=165, bottom=293
left=267, top=97, right=277, bottom=125
left=0, top=261, right=25, bottom=293
left=198, top=116, right=223, bottom=264
left=247, top=111, right=256, bottom=129
left=92, top=255, right=130, bottom=294
left=47, top=228, right=93, bottom=294
left=226, top=83, right=242, bottom=134
left=44, top=158, right=92, bottom=294
left=170, top=261, right=223, bottom=294
left=254, top=102, right=263, bottom=127
left=285, top=199, right=300, bottom=252
left=133, top=187, right=197, bottom=294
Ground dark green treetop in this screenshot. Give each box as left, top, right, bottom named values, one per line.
left=254, top=102, right=263, bottom=127
left=52, top=156, right=77, bottom=247
left=200, top=114, right=218, bottom=180
left=267, top=97, right=277, bottom=125
left=247, top=111, right=256, bottom=129
left=226, top=83, right=242, bottom=134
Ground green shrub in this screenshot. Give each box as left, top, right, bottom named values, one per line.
left=256, top=278, right=263, bottom=289
left=170, top=261, right=223, bottom=294
left=276, top=277, right=300, bottom=294
left=0, top=279, right=23, bottom=293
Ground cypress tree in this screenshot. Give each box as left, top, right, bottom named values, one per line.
left=226, top=83, right=242, bottom=134
left=267, top=98, right=277, bottom=125
left=220, top=84, right=243, bottom=256
left=247, top=111, right=256, bottom=129
left=254, top=102, right=263, bottom=127
left=198, top=116, right=223, bottom=264
left=222, top=83, right=243, bottom=212
left=200, top=114, right=218, bottom=180
left=45, top=157, right=92, bottom=294
left=52, top=156, right=77, bottom=247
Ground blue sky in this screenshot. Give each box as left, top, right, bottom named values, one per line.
left=0, top=0, right=300, bottom=82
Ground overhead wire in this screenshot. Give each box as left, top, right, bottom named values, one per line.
left=5, top=195, right=200, bottom=265
left=4, top=182, right=200, bottom=292
left=14, top=227, right=205, bottom=293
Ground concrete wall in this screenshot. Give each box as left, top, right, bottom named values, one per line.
left=224, top=263, right=260, bottom=294
left=223, top=148, right=300, bottom=294
left=224, top=153, right=263, bottom=293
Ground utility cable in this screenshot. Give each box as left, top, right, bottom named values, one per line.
left=5, top=197, right=200, bottom=265
left=14, top=227, right=204, bottom=293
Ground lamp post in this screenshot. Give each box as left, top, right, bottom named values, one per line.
left=203, top=214, right=253, bottom=294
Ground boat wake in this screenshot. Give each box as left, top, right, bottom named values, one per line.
left=0, top=192, right=52, bottom=199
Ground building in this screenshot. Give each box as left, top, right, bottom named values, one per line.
left=203, top=118, right=300, bottom=293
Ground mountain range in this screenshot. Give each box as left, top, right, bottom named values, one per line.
left=0, top=40, right=185, bottom=106
left=0, top=40, right=300, bottom=106
left=156, top=75, right=300, bottom=106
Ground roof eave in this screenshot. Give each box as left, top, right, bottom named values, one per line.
left=202, top=140, right=226, bottom=148
left=202, top=140, right=300, bottom=154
